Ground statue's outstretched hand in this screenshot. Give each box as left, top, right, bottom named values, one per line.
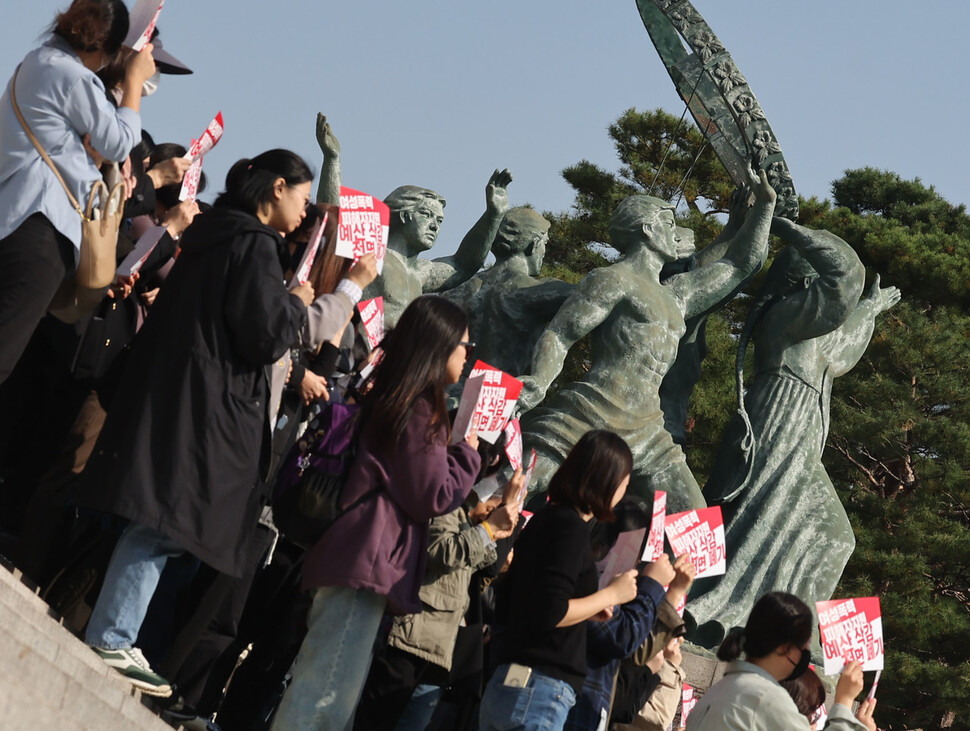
left=516, top=376, right=544, bottom=415
left=746, top=167, right=776, bottom=204
left=867, top=274, right=901, bottom=313
left=485, top=168, right=513, bottom=214
left=726, top=184, right=753, bottom=231
left=316, top=113, right=340, bottom=157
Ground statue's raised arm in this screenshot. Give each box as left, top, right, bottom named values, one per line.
left=315, top=113, right=341, bottom=206
left=664, top=169, right=775, bottom=320
left=420, top=168, right=513, bottom=291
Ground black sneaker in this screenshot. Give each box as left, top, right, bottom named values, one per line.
left=91, top=646, right=173, bottom=697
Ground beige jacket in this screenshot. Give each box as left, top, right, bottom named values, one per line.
left=386, top=506, right=497, bottom=670
left=614, top=660, right=684, bottom=731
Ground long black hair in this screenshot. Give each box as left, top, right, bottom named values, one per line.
left=717, top=591, right=814, bottom=662
left=216, top=149, right=313, bottom=216
left=359, top=295, right=468, bottom=451
left=52, top=0, right=128, bottom=56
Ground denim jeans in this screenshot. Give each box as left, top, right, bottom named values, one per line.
left=394, top=683, right=442, bottom=731
left=86, top=522, right=185, bottom=650
left=270, top=585, right=387, bottom=731
left=480, top=665, right=577, bottom=731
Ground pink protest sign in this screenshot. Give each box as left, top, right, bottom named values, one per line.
left=664, top=507, right=726, bottom=580
left=816, top=597, right=884, bottom=675
left=503, top=418, right=523, bottom=471
left=337, top=187, right=389, bottom=274
left=179, top=113, right=224, bottom=202
left=126, top=0, right=164, bottom=52
left=293, top=212, right=328, bottom=285
left=466, top=360, right=524, bottom=444
left=186, top=112, right=225, bottom=162
left=642, top=490, right=667, bottom=562
left=520, top=449, right=538, bottom=499
left=681, top=684, right=697, bottom=725
left=597, top=528, right=647, bottom=591
left=520, top=510, right=534, bottom=528
left=358, top=297, right=385, bottom=350
left=179, top=158, right=203, bottom=202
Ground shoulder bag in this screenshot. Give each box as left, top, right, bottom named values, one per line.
left=10, top=66, right=125, bottom=323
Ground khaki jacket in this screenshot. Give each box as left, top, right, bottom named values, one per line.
left=387, top=506, right=497, bottom=670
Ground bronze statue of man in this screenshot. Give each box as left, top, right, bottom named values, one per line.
left=445, top=207, right=573, bottom=376
left=517, top=171, right=776, bottom=512
left=314, top=112, right=512, bottom=325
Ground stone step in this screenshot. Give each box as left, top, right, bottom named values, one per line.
left=0, top=562, right=178, bottom=730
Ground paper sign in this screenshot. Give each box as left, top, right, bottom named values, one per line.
left=597, top=528, right=647, bottom=591
left=816, top=597, right=884, bottom=675
left=179, top=113, right=224, bottom=202
left=503, top=418, right=523, bottom=471
left=451, top=374, right=486, bottom=445
left=186, top=112, right=225, bottom=162
left=336, top=187, right=389, bottom=274
left=642, top=490, right=667, bottom=562
left=681, top=684, right=697, bottom=725
left=664, top=507, right=726, bottom=580
left=293, top=213, right=328, bottom=285
left=520, top=449, right=538, bottom=499
left=520, top=510, right=534, bottom=528
left=179, top=158, right=203, bottom=202
left=117, top=224, right=168, bottom=277
left=126, top=0, right=165, bottom=52
left=358, top=297, right=385, bottom=350
left=464, top=360, right=524, bottom=444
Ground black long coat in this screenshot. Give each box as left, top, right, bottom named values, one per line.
left=80, top=207, right=306, bottom=576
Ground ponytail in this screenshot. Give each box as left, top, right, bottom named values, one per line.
left=716, top=627, right=746, bottom=662
left=215, top=149, right=313, bottom=216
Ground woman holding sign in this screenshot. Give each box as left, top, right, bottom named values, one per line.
left=480, top=430, right=640, bottom=731
left=79, top=149, right=317, bottom=696
left=0, top=0, right=156, bottom=383
left=271, top=295, right=482, bottom=731
left=686, top=592, right=876, bottom=730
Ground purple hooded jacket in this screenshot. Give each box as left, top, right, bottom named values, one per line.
left=301, top=397, right=481, bottom=614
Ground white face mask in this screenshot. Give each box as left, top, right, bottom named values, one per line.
left=141, top=70, right=161, bottom=97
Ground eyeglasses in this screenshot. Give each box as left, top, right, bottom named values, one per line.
left=459, top=341, right=476, bottom=361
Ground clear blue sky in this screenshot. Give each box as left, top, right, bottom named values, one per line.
left=3, top=2, right=967, bottom=255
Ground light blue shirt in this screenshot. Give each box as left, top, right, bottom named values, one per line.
left=0, top=36, right=141, bottom=255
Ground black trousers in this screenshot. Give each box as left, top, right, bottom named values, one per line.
left=0, top=213, right=74, bottom=384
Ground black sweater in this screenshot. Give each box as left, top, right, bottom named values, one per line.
left=494, top=503, right=598, bottom=695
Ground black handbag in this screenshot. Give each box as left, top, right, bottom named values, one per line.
left=72, top=296, right=137, bottom=384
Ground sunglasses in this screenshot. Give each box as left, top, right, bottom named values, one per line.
left=459, top=341, right=476, bottom=361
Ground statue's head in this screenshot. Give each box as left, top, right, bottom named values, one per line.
left=383, top=185, right=447, bottom=253
left=491, top=207, right=550, bottom=275
left=674, top=226, right=696, bottom=260
left=761, top=245, right=818, bottom=298
left=609, top=195, right=680, bottom=260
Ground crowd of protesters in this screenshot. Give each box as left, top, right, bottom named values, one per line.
left=0, top=2, right=883, bottom=730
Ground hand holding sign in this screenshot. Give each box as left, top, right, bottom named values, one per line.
left=664, top=507, right=726, bottom=580
left=816, top=597, right=884, bottom=675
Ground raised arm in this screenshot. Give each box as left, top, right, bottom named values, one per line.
left=516, top=269, right=615, bottom=413
left=761, top=218, right=867, bottom=341
left=666, top=171, right=774, bottom=319
left=689, top=185, right=752, bottom=268
left=314, top=113, right=341, bottom=205
left=824, top=275, right=900, bottom=376
left=423, top=169, right=513, bottom=291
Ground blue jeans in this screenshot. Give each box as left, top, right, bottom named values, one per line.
left=394, top=683, right=442, bottom=731
left=86, top=522, right=185, bottom=650
left=270, top=585, right=387, bottom=731
left=480, top=665, right=577, bottom=731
